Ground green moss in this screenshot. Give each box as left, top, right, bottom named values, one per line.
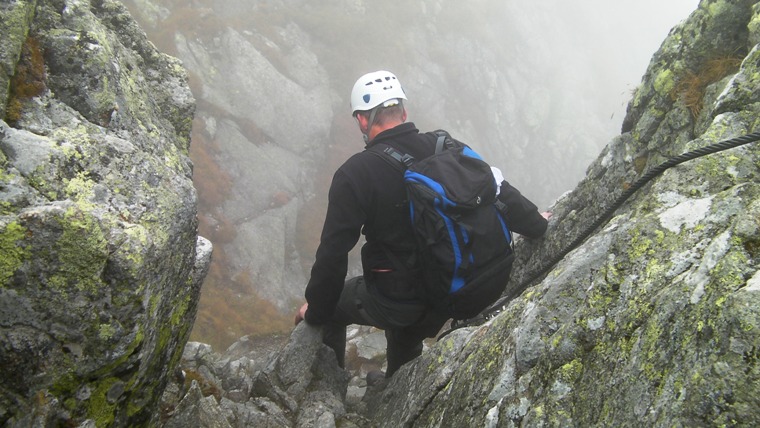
left=653, top=229, right=665, bottom=244
left=605, top=317, right=616, bottom=331
left=168, top=324, right=192, bottom=370
left=710, top=248, right=749, bottom=290
left=631, top=86, right=644, bottom=109
left=94, top=74, right=116, bottom=110
left=149, top=294, right=160, bottom=315
left=588, top=278, right=616, bottom=310
left=51, top=124, right=92, bottom=147
left=119, top=224, right=152, bottom=270
left=0, top=150, right=12, bottom=180
left=749, top=12, right=760, bottom=41
left=551, top=333, right=562, bottom=349
left=533, top=404, right=544, bottom=418
left=0, top=221, right=30, bottom=286
left=604, top=261, right=622, bottom=285
left=99, top=323, right=116, bottom=341
left=617, top=334, right=635, bottom=357
left=628, top=228, right=654, bottom=259
left=127, top=396, right=145, bottom=417
left=64, top=171, right=97, bottom=211
left=707, top=0, right=731, bottom=17
left=171, top=294, right=191, bottom=326
left=558, top=359, right=583, bottom=383
left=654, top=69, right=676, bottom=97
left=162, top=142, right=186, bottom=172
left=643, top=321, right=663, bottom=360
left=88, top=377, right=119, bottom=426
left=0, top=2, right=34, bottom=50
left=64, top=397, right=77, bottom=411
left=59, top=144, right=84, bottom=161
left=49, top=207, right=108, bottom=294
left=50, top=370, right=79, bottom=398
left=644, top=259, right=667, bottom=282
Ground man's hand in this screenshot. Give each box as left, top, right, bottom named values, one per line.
left=541, top=211, right=552, bottom=220
left=294, top=303, right=308, bottom=325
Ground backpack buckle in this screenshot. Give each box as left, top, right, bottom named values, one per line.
left=383, top=147, right=415, bottom=168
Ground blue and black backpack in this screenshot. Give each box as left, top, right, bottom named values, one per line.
left=372, top=130, right=515, bottom=320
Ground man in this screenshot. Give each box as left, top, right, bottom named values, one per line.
left=295, top=70, right=549, bottom=378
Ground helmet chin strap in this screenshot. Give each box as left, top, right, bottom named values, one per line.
left=365, top=106, right=380, bottom=144
left=359, top=106, right=380, bottom=145
left=360, top=100, right=403, bottom=144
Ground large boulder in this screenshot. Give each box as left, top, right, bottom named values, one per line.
left=0, top=0, right=210, bottom=426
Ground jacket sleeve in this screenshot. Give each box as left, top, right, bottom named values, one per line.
left=303, top=169, right=366, bottom=325
left=497, top=180, right=548, bottom=239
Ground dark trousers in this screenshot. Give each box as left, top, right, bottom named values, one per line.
left=322, top=276, right=448, bottom=377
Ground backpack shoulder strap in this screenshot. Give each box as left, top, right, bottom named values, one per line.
left=366, top=143, right=415, bottom=171
left=368, top=129, right=459, bottom=170
left=384, top=146, right=416, bottom=168
left=435, top=133, right=446, bottom=154
left=430, top=129, right=466, bottom=153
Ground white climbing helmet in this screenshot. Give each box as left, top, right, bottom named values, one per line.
left=350, top=70, right=407, bottom=115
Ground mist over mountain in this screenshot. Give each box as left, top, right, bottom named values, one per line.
left=124, top=0, right=698, bottom=349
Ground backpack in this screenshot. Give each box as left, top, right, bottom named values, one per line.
left=371, top=130, right=515, bottom=320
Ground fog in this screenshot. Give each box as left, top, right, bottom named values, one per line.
left=538, top=0, right=700, bottom=137
left=126, top=0, right=700, bottom=349
left=288, top=0, right=701, bottom=208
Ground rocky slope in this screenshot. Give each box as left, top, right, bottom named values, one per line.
left=161, top=1, right=760, bottom=427
left=0, top=0, right=210, bottom=426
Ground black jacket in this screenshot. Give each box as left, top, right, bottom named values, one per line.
left=304, top=122, right=548, bottom=325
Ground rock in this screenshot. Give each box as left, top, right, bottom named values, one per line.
left=164, top=381, right=232, bottom=428
left=0, top=0, right=209, bottom=426
left=162, top=323, right=355, bottom=427
left=5, top=0, right=757, bottom=427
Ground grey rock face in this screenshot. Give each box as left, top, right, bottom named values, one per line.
left=0, top=0, right=209, bottom=426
